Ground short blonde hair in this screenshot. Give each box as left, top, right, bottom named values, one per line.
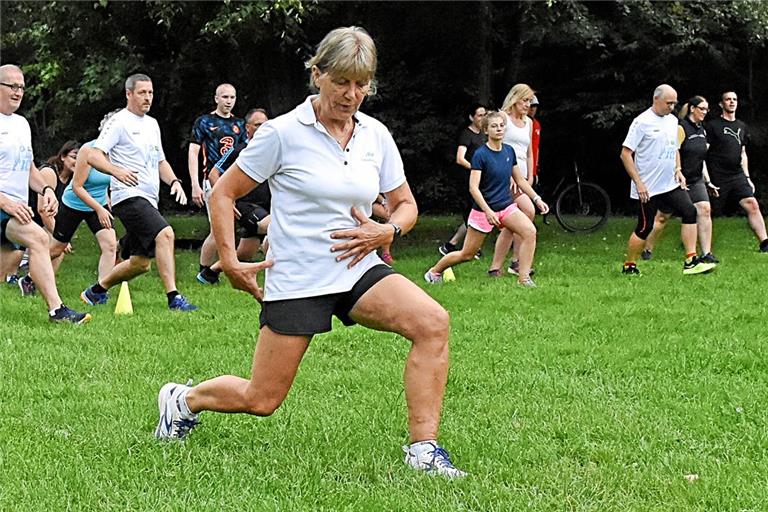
left=501, top=83, right=535, bottom=112
left=306, top=26, right=377, bottom=95
left=482, top=110, right=506, bottom=132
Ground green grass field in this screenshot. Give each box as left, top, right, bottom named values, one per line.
left=2, top=214, right=767, bottom=511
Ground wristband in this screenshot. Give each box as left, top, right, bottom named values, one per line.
left=170, top=179, right=182, bottom=187
left=532, top=195, right=541, bottom=203
left=389, top=223, right=402, bottom=237
left=41, top=185, right=54, bottom=196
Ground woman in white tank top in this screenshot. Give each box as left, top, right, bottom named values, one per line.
left=489, top=84, right=539, bottom=275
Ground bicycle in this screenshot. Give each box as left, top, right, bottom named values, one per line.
left=541, top=161, right=611, bottom=233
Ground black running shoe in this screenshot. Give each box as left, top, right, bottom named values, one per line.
left=622, top=264, right=641, bottom=275
left=641, top=249, right=653, bottom=260
left=49, top=304, right=92, bottom=324
left=438, top=242, right=457, bottom=256
left=699, top=252, right=719, bottom=264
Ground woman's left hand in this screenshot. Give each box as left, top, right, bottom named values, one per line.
left=330, top=206, right=392, bottom=268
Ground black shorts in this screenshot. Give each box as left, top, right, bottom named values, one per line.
left=52, top=203, right=111, bottom=243
left=0, top=210, right=22, bottom=249
left=235, top=200, right=269, bottom=240
left=259, top=264, right=396, bottom=336
left=684, top=177, right=709, bottom=205
left=112, top=197, right=169, bottom=258
left=711, top=174, right=754, bottom=214
left=635, top=187, right=697, bottom=240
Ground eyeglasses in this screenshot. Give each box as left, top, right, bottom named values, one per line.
left=0, top=82, right=25, bottom=93
left=695, top=106, right=709, bottom=113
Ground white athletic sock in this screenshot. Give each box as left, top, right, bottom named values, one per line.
left=177, top=388, right=196, bottom=419
left=409, top=440, right=438, bottom=454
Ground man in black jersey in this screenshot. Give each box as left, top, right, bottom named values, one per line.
left=705, top=91, right=768, bottom=252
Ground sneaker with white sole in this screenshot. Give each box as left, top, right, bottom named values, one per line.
left=18, top=274, right=36, bottom=297
left=423, top=270, right=443, bottom=284
left=518, top=277, right=537, bottom=287
left=81, top=285, right=109, bottom=305
left=155, top=381, right=199, bottom=440
left=507, top=260, right=535, bottom=276
left=403, top=441, right=467, bottom=478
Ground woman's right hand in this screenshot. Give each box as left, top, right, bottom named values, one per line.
left=485, top=210, right=501, bottom=227
left=96, top=206, right=113, bottom=229
left=222, top=259, right=275, bottom=302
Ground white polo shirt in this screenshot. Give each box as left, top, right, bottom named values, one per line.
left=623, top=108, right=679, bottom=200
left=0, top=113, right=34, bottom=204
left=94, top=108, right=166, bottom=208
left=236, top=95, right=406, bottom=301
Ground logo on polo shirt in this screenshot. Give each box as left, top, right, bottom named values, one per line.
left=362, top=151, right=375, bottom=162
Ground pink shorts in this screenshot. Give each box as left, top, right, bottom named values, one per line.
left=467, top=203, right=519, bottom=233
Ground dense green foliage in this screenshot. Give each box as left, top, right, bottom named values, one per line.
left=2, top=214, right=768, bottom=510
left=2, top=1, right=768, bottom=212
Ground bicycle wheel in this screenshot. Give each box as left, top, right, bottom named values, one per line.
left=555, top=182, right=610, bottom=233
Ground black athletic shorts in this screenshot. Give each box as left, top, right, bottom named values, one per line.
left=0, top=209, right=22, bottom=249
left=711, top=174, right=754, bottom=214
left=52, top=203, right=112, bottom=243
left=259, top=264, right=396, bottom=336
left=635, top=187, right=697, bottom=239
left=235, top=200, right=269, bottom=240
left=112, top=197, right=169, bottom=258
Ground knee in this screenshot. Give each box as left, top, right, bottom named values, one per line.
left=743, top=198, right=760, bottom=213
left=681, top=206, right=697, bottom=225
left=243, top=394, right=284, bottom=417
left=26, top=229, right=49, bottom=252
left=130, top=256, right=151, bottom=273
left=49, top=242, right=65, bottom=259
left=101, top=237, right=117, bottom=255
left=655, top=214, right=669, bottom=227
left=696, top=203, right=711, bottom=217
left=412, top=305, right=450, bottom=344
left=156, top=226, right=175, bottom=245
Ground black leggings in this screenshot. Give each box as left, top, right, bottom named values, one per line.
left=634, top=187, right=697, bottom=240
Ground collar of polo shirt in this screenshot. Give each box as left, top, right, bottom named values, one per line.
left=297, top=95, right=364, bottom=128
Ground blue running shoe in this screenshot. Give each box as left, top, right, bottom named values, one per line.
left=49, top=304, right=92, bottom=324
left=403, top=441, right=467, bottom=478
left=81, top=285, right=109, bottom=305
left=169, top=294, right=198, bottom=311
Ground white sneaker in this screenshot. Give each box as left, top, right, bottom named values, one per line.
left=154, top=381, right=199, bottom=440
left=403, top=441, right=467, bottom=478
left=423, top=270, right=443, bottom=284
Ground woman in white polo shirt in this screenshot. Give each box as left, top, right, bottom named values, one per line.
left=154, top=26, right=466, bottom=478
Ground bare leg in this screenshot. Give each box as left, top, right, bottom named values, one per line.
left=7, top=220, right=62, bottom=310
left=643, top=211, right=671, bottom=253
left=95, top=229, right=118, bottom=280
left=694, top=201, right=713, bottom=255
left=431, top=226, right=485, bottom=274
left=448, top=223, right=467, bottom=247
left=154, top=226, right=178, bottom=293
left=199, top=232, right=218, bottom=268
left=490, top=228, right=513, bottom=271
left=350, top=274, right=450, bottom=442
left=680, top=223, right=697, bottom=256
left=624, top=232, right=646, bottom=263
left=739, top=197, right=768, bottom=242
left=99, top=255, right=151, bottom=290
left=185, top=328, right=310, bottom=415
left=49, top=239, right=69, bottom=275
left=0, top=247, right=23, bottom=280
left=500, top=210, right=537, bottom=282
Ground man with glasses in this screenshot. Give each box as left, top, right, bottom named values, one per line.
left=196, top=107, right=271, bottom=284
left=0, top=64, right=91, bottom=323
left=705, top=91, right=768, bottom=252
left=619, top=84, right=715, bottom=276
left=188, top=84, right=249, bottom=285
